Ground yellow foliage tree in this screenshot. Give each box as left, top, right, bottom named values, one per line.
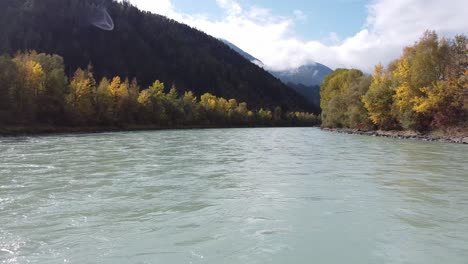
left=200, top=93, right=217, bottom=111
left=67, top=68, right=96, bottom=122
left=10, top=52, right=47, bottom=121
left=362, top=64, right=398, bottom=129
left=392, top=32, right=467, bottom=129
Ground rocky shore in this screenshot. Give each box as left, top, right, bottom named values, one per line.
left=322, top=128, right=468, bottom=144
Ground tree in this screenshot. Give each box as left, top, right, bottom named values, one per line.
left=12, top=51, right=46, bottom=122
left=392, top=38, right=430, bottom=130
left=320, top=68, right=367, bottom=128
left=96, top=77, right=112, bottom=124
left=137, top=80, right=167, bottom=124
left=257, top=108, right=272, bottom=124
left=273, top=106, right=282, bottom=122
left=392, top=31, right=467, bottom=130
left=180, top=91, right=199, bottom=125
left=0, top=51, right=322, bottom=129
left=363, top=64, right=398, bottom=130
left=33, top=53, right=68, bottom=124
left=0, top=55, right=17, bottom=123
left=347, top=75, right=372, bottom=129
left=108, top=76, right=130, bottom=123
left=67, top=68, right=96, bottom=124
left=164, top=85, right=183, bottom=125
left=322, top=95, right=347, bottom=128
left=200, top=93, right=218, bottom=111
left=126, top=78, right=140, bottom=123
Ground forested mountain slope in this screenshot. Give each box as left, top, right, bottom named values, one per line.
left=0, top=0, right=313, bottom=111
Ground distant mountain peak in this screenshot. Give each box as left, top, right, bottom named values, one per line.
left=271, top=63, right=333, bottom=87
left=218, top=38, right=333, bottom=112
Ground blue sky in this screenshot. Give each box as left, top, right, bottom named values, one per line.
left=127, top=0, right=467, bottom=71
left=170, top=0, right=368, bottom=40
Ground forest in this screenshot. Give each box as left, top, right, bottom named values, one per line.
left=320, top=31, right=467, bottom=133
left=0, top=51, right=319, bottom=131
left=0, top=0, right=314, bottom=112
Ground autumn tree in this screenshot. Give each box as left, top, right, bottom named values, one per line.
left=362, top=64, right=399, bottom=130
left=163, top=85, right=184, bottom=125
left=392, top=31, right=467, bottom=130
left=67, top=68, right=96, bottom=124
left=257, top=108, right=273, bottom=124
left=320, top=68, right=368, bottom=128
left=346, top=75, right=373, bottom=129
left=12, top=51, right=46, bottom=122
left=108, top=78, right=139, bottom=124
left=236, top=102, right=248, bottom=117
left=96, top=77, right=112, bottom=124
left=137, top=80, right=167, bottom=124
left=180, top=91, right=200, bottom=125
left=412, top=35, right=467, bottom=128
left=0, top=51, right=323, bottom=129
left=33, top=53, right=68, bottom=124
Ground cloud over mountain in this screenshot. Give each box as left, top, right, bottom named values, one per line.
left=126, top=0, right=468, bottom=72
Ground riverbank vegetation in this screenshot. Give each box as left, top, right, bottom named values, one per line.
left=320, top=31, right=467, bottom=135
left=0, top=51, right=319, bottom=133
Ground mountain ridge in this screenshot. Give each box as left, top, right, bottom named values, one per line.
left=270, top=63, right=333, bottom=87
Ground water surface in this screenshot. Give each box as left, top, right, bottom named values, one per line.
left=1, top=128, right=467, bottom=263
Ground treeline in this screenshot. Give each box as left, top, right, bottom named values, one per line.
left=0, top=51, right=319, bottom=129
left=321, top=31, right=467, bottom=132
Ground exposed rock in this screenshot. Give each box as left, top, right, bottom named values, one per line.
left=322, top=128, right=468, bottom=144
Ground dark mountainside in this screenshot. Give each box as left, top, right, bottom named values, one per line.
left=0, top=0, right=313, bottom=111
left=286, top=83, right=321, bottom=111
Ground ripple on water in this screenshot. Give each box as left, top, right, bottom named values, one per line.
left=1, top=128, right=468, bottom=263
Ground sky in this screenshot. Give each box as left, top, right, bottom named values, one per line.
left=123, top=0, right=468, bottom=72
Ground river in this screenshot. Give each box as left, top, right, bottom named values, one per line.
left=1, top=128, right=467, bottom=263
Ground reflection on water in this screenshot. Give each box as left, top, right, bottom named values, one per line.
left=1, top=128, right=467, bottom=263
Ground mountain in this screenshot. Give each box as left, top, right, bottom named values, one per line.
left=0, top=0, right=313, bottom=111
left=270, top=64, right=333, bottom=112
left=218, top=39, right=331, bottom=112
left=220, top=39, right=262, bottom=65
left=270, top=63, right=333, bottom=87
left=284, top=83, right=321, bottom=111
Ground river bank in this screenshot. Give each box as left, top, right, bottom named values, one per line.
left=0, top=124, right=316, bottom=137
left=322, top=128, right=468, bottom=144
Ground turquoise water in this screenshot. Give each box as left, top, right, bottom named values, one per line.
left=1, top=128, right=467, bottom=263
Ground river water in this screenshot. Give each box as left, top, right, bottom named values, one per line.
left=1, top=128, right=467, bottom=263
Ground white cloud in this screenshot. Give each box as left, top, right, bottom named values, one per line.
left=123, top=0, right=468, bottom=72
left=293, top=10, right=307, bottom=22
left=216, top=0, right=242, bottom=16
left=125, top=0, right=175, bottom=17
left=322, top=32, right=341, bottom=45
